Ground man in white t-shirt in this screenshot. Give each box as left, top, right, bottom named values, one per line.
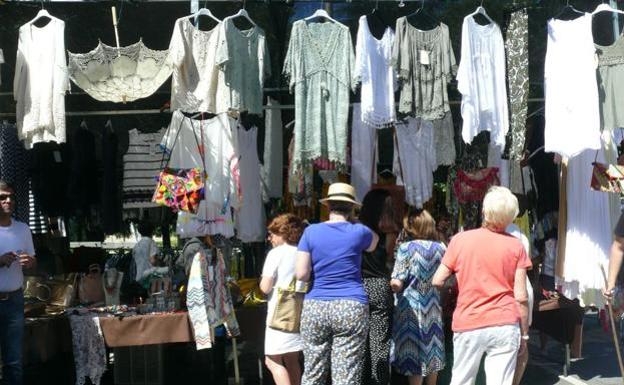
left=0, top=179, right=36, bottom=385
left=132, top=221, right=160, bottom=282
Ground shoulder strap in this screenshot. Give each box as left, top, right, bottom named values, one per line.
left=160, top=116, right=185, bottom=170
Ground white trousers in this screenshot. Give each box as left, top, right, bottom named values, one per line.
left=450, top=324, right=520, bottom=385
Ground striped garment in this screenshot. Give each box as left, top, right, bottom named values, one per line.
left=122, top=128, right=166, bottom=209
left=390, top=240, right=446, bottom=376
left=187, top=246, right=239, bottom=350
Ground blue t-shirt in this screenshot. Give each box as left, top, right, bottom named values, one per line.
left=297, top=222, right=373, bottom=303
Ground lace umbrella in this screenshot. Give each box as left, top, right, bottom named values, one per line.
left=68, top=39, right=172, bottom=103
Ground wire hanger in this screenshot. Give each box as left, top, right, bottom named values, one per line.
left=406, top=0, right=438, bottom=27
left=304, top=2, right=339, bottom=24
left=224, top=0, right=257, bottom=27
left=593, top=2, right=624, bottom=16
left=28, top=1, right=56, bottom=25
left=190, top=0, right=221, bottom=28
left=370, top=0, right=379, bottom=14
left=469, top=1, right=494, bottom=25
left=554, top=0, right=583, bottom=19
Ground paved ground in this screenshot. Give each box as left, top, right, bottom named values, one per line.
left=523, top=312, right=622, bottom=385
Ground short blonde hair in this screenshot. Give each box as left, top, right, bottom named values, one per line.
left=482, top=186, right=519, bottom=231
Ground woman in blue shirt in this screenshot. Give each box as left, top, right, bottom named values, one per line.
left=296, top=183, right=379, bottom=385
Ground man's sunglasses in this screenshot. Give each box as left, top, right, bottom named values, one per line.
left=0, top=194, right=14, bottom=201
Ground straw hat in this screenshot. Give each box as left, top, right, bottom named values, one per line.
left=319, top=183, right=361, bottom=206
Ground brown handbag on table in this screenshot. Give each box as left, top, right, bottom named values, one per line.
left=269, top=278, right=306, bottom=333
left=78, top=264, right=105, bottom=304
left=48, top=273, right=78, bottom=307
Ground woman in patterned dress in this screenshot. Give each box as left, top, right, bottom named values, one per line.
left=390, top=208, right=445, bottom=385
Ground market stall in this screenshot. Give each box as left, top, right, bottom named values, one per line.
left=0, top=1, right=623, bottom=384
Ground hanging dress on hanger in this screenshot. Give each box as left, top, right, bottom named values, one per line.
left=393, top=118, right=436, bottom=208
left=351, top=103, right=378, bottom=201
left=560, top=147, right=612, bottom=307
left=544, top=14, right=600, bottom=157
left=354, top=15, right=396, bottom=127
left=168, top=17, right=221, bottom=113
left=596, top=24, right=624, bottom=132
left=214, top=18, right=270, bottom=115
left=392, top=17, right=456, bottom=120
left=457, top=16, right=508, bottom=149
left=161, top=111, right=240, bottom=238
left=68, top=40, right=172, bottom=103
left=505, top=9, right=529, bottom=161
left=14, top=18, right=69, bottom=148
left=235, top=125, right=265, bottom=242
left=283, top=19, right=355, bottom=203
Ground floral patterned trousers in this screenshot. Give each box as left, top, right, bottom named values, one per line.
left=301, top=299, right=369, bottom=385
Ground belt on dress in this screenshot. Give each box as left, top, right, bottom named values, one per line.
left=0, top=288, right=22, bottom=301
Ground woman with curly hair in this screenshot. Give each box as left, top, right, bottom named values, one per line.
left=260, top=214, right=306, bottom=385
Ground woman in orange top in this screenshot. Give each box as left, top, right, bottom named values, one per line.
left=432, top=186, right=531, bottom=385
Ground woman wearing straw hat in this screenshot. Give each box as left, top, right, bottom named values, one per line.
left=295, top=182, right=380, bottom=385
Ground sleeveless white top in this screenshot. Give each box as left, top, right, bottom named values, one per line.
left=354, top=16, right=396, bottom=128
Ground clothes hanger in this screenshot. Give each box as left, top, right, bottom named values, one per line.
left=28, top=1, right=56, bottom=25
left=366, top=0, right=388, bottom=37
left=469, top=1, right=494, bottom=25
left=304, top=3, right=339, bottom=24
left=554, top=0, right=583, bottom=20
left=105, top=119, right=114, bottom=133
left=406, top=0, right=439, bottom=29
left=224, top=0, right=257, bottom=27
left=190, top=2, right=221, bottom=29
left=593, top=2, right=624, bottom=16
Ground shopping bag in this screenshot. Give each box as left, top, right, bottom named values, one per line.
left=269, top=278, right=305, bottom=333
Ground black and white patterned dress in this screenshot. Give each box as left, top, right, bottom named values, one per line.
left=0, top=122, right=29, bottom=223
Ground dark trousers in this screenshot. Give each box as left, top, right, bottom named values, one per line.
left=0, top=290, right=24, bottom=385
left=362, top=278, right=393, bottom=385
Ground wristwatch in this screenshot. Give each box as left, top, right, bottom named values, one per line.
left=521, top=335, right=530, bottom=341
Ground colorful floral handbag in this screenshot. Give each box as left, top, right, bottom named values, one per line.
left=153, top=167, right=205, bottom=214
left=453, top=167, right=500, bottom=204
left=591, top=161, right=624, bottom=194
left=152, top=119, right=206, bottom=214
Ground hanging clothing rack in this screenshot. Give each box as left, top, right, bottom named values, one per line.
left=0, top=99, right=546, bottom=118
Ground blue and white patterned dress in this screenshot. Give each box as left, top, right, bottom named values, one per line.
left=390, top=240, right=446, bottom=376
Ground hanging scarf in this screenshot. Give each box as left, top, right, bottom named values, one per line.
left=187, top=247, right=240, bottom=350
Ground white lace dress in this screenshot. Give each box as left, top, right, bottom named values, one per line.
left=457, top=17, right=508, bottom=149
left=354, top=16, right=396, bottom=127
left=68, top=39, right=172, bottom=103
left=13, top=18, right=69, bottom=149
left=168, top=17, right=220, bottom=112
